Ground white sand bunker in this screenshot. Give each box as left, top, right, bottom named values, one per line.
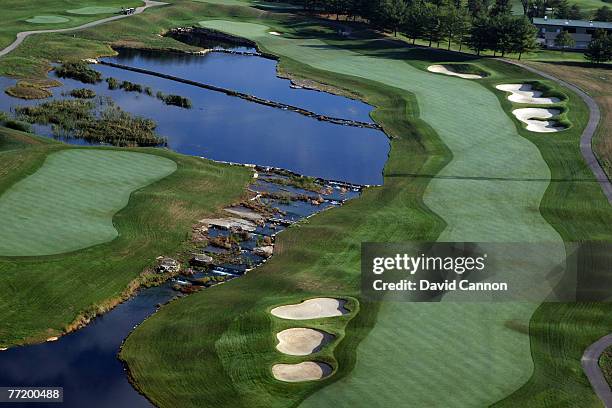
left=427, top=65, right=483, bottom=79
left=496, top=84, right=560, bottom=104
left=512, top=108, right=565, bottom=133
left=276, top=328, right=334, bottom=355
left=272, top=361, right=333, bottom=382
left=271, top=298, right=349, bottom=320
left=269, top=31, right=282, bottom=36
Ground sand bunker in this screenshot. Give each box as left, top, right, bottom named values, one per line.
left=276, top=328, right=334, bottom=355
left=46, top=336, right=59, bottom=342
left=272, top=362, right=333, bottom=382
left=271, top=298, right=348, bottom=320
left=26, top=15, right=70, bottom=24
left=512, top=108, right=565, bottom=133
left=496, top=84, right=560, bottom=104
left=427, top=65, right=483, bottom=79
left=269, top=31, right=282, bottom=36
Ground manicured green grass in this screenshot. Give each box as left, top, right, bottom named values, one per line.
left=0, top=149, right=176, bottom=257
left=0, top=127, right=251, bottom=346
left=120, top=71, right=448, bottom=408
left=117, top=5, right=608, bottom=408
left=571, top=0, right=612, bottom=12
left=485, top=60, right=612, bottom=408
left=0, top=1, right=609, bottom=407
left=0, top=0, right=143, bottom=50
left=26, top=16, right=70, bottom=24
left=196, top=17, right=565, bottom=407
left=66, top=6, right=123, bottom=15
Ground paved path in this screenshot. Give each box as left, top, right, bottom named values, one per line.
left=582, top=334, right=612, bottom=407
left=0, top=1, right=167, bottom=58
left=502, top=59, right=611, bottom=204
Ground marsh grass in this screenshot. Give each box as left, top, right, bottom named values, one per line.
left=5, top=81, right=52, bottom=99
left=68, top=88, right=96, bottom=99
left=16, top=97, right=165, bottom=146
left=55, top=61, right=102, bottom=84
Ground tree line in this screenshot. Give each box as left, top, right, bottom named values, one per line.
left=294, top=0, right=539, bottom=58
left=283, top=0, right=611, bottom=62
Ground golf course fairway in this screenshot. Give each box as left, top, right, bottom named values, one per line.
left=0, top=149, right=176, bottom=256
left=0, top=0, right=606, bottom=405
left=193, top=19, right=564, bottom=407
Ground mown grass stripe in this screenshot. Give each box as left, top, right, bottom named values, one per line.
left=0, top=149, right=176, bottom=256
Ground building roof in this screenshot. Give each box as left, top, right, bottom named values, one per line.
left=533, top=17, right=612, bottom=30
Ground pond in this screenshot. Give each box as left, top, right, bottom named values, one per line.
left=0, top=49, right=389, bottom=185
left=105, top=48, right=374, bottom=123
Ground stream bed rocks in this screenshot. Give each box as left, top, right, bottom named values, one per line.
left=165, top=167, right=362, bottom=295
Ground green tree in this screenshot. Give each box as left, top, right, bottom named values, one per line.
left=466, top=16, right=492, bottom=54
left=455, top=8, right=471, bottom=50
left=441, top=6, right=470, bottom=50
left=568, top=4, right=583, bottom=19
left=493, top=14, right=517, bottom=56
left=467, top=0, right=491, bottom=17
left=303, top=0, right=322, bottom=12
left=372, top=0, right=408, bottom=35
left=385, top=0, right=409, bottom=35
left=324, top=0, right=349, bottom=19
left=584, top=33, right=612, bottom=63
left=422, top=3, right=443, bottom=46
left=594, top=6, right=612, bottom=22
left=403, top=3, right=427, bottom=43
left=554, top=30, right=575, bottom=53
left=555, top=0, right=571, bottom=18
left=510, top=17, right=539, bottom=59
left=491, top=0, right=511, bottom=15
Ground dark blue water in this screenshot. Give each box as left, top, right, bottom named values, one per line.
left=0, top=53, right=388, bottom=185
left=104, top=48, right=374, bottom=123
left=0, top=285, right=177, bottom=407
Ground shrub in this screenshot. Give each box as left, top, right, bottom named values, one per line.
left=119, top=81, right=143, bottom=93
left=155, top=91, right=192, bottom=108
left=161, top=94, right=192, bottom=108
left=4, top=120, right=32, bottom=133
left=69, top=88, right=96, bottom=99
left=106, top=77, right=119, bottom=90
left=55, top=61, right=102, bottom=84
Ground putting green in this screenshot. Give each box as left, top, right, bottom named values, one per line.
left=66, top=6, right=121, bottom=15
left=199, top=20, right=564, bottom=407
left=0, top=149, right=176, bottom=257
left=26, top=15, right=70, bottom=24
